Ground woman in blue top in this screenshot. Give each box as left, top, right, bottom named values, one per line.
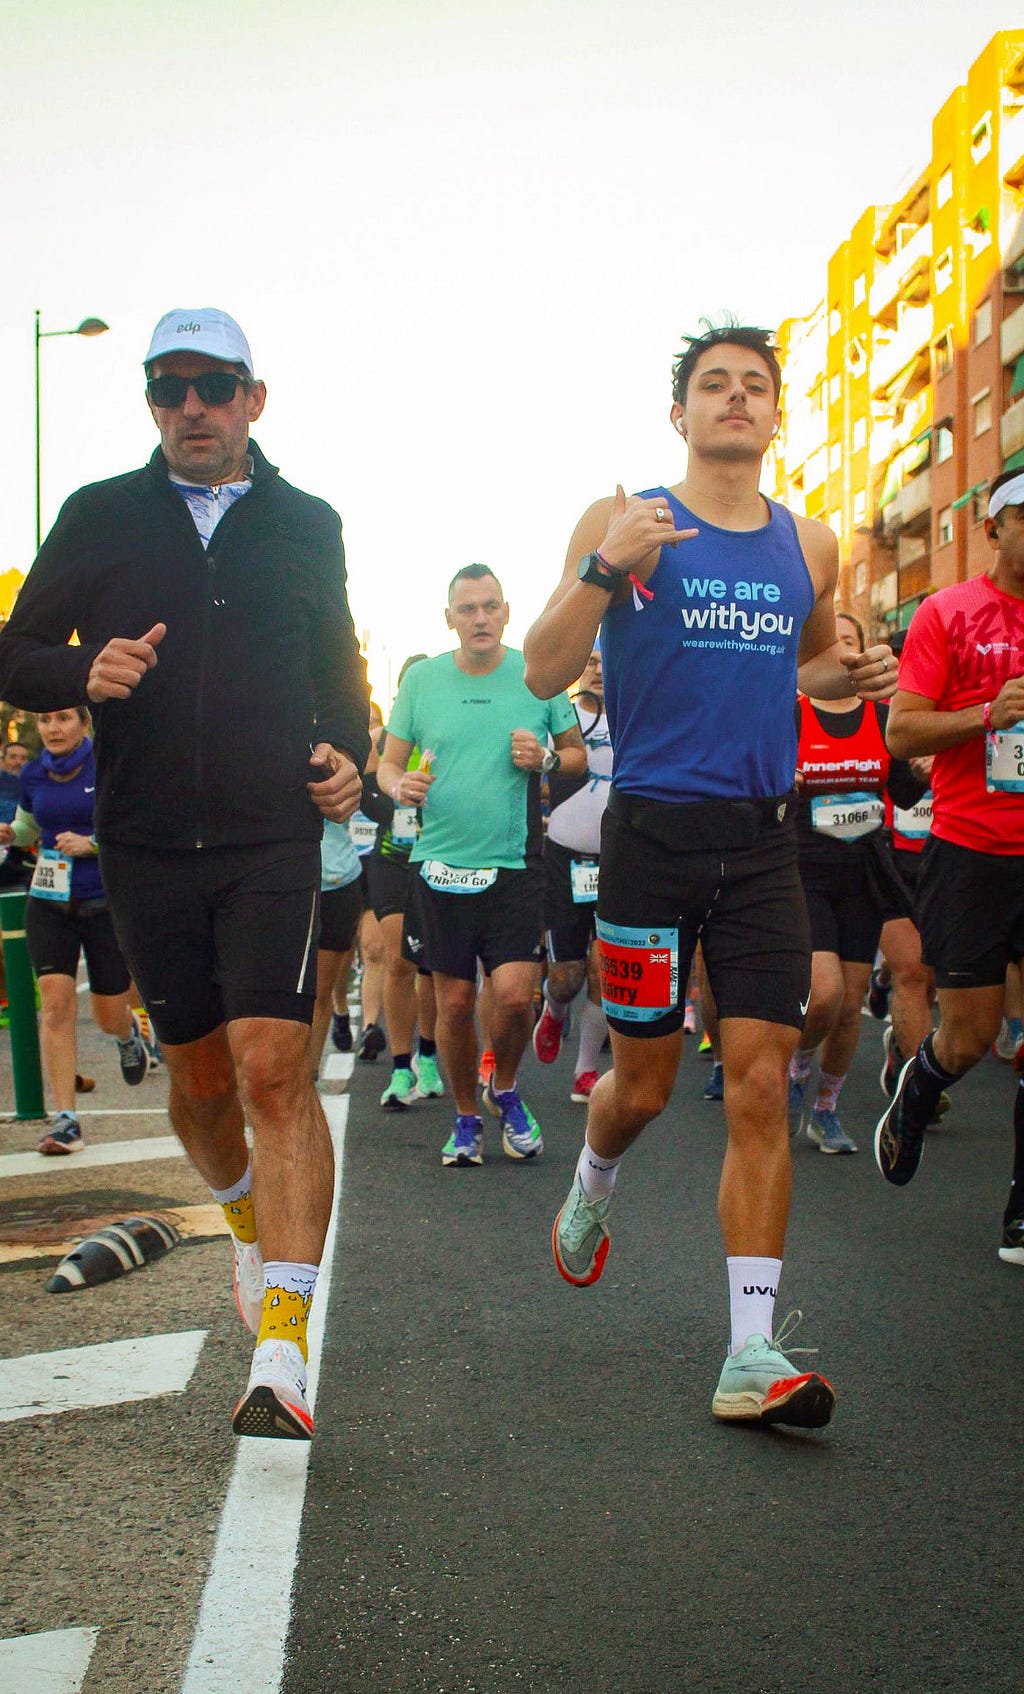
left=0, top=707, right=147, bottom=1154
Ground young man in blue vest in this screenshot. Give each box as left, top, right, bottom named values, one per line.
left=524, top=321, right=895, bottom=1428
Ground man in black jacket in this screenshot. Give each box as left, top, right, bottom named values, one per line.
left=0, top=308, right=369, bottom=1440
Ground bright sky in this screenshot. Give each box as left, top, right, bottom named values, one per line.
left=0, top=1, right=1018, bottom=702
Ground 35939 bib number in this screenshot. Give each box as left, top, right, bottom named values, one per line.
left=596, top=920, right=679, bottom=1024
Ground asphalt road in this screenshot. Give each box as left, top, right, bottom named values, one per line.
left=286, top=1022, right=1022, bottom=1694
left=1, top=1007, right=1021, bottom=1694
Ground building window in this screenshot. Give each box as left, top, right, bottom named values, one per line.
left=972, top=488, right=988, bottom=525
left=829, top=307, right=841, bottom=337
left=970, top=115, right=991, bottom=163
left=974, top=299, right=992, bottom=345
left=829, top=374, right=841, bottom=404
left=829, top=441, right=842, bottom=473
left=829, top=508, right=843, bottom=537
left=973, top=389, right=992, bottom=436
left=934, top=329, right=954, bottom=377
left=853, top=274, right=866, bottom=307
left=938, top=506, right=953, bottom=546
left=853, top=417, right=867, bottom=452
left=935, top=248, right=953, bottom=292
left=936, top=423, right=953, bottom=464
left=853, top=490, right=867, bottom=526
left=937, top=167, right=953, bottom=209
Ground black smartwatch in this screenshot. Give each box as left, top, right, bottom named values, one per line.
left=577, top=551, right=620, bottom=590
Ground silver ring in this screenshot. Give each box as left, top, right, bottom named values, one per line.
left=655, top=506, right=666, bottom=521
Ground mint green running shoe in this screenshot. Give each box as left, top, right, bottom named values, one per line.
left=552, top=1176, right=612, bottom=1286
left=712, top=1316, right=836, bottom=1428
left=412, top=1053, right=444, bottom=1099
left=380, top=1067, right=416, bottom=1111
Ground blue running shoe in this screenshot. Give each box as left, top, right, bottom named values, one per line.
left=806, top=1109, right=857, bottom=1154
left=484, top=1077, right=543, bottom=1159
left=703, top=1061, right=724, bottom=1102
left=441, top=1116, right=484, bottom=1167
left=552, top=1177, right=612, bottom=1286
left=712, top=1317, right=836, bottom=1428
left=38, top=1110, right=83, bottom=1156
left=116, top=1014, right=148, bottom=1087
left=787, top=1074, right=807, bottom=1136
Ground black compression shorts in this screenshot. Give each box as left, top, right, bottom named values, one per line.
left=25, top=894, right=131, bottom=997
left=100, top=841, right=321, bottom=1045
left=543, top=836, right=599, bottom=962
left=319, top=880, right=363, bottom=953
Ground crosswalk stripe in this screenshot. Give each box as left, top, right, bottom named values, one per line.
left=180, top=1094, right=348, bottom=1694
left=0, top=1135, right=184, bottom=1179
left=0, top=1626, right=98, bottom=1693
left=0, top=1330, right=206, bottom=1422
left=321, top=1052, right=354, bottom=1081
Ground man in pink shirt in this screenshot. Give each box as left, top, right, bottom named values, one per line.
left=877, top=467, right=1024, bottom=1267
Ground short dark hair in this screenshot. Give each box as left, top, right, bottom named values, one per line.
left=987, top=468, right=1024, bottom=528
left=671, top=317, right=782, bottom=406
left=447, top=563, right=504, bottom=603
left=835, top=609, right=866, bottom=652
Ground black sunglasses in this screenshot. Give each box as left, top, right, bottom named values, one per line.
left=146, top=372, right=247, bottom=408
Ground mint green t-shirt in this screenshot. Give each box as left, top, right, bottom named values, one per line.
left=387, top=648, right=577, bottom=869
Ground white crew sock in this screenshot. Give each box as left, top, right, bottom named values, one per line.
left=727, top=1256, right=783, bottom=1354
left=576, top=1135, right=621, bottom=1200
left=575, top=997, right=608, bottom=1077
left=208, top=1160, right=253, bottom=1206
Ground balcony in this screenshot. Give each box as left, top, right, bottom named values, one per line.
left=1002, top=299, right=1024, bottom=365
left=1001, top=396, right=1024, bottom=458
left=869, top=223, right=933, bottom=320
left=884, top=467, right=931, bottom=532
left=871, top=305, right=933, bottom=396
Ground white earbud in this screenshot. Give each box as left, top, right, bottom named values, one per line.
left=675, top=420, right=686, bottom=435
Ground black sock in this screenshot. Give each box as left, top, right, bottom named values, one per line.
left=905, top=1032, right=961, bottom=1117
left=393, top=1052, right=412, bottom=1071
left=333, top=1010, right=350, bottom=1027
left=418, top=1036, right=437, bottom=1059
left=1005, top=1079, right=1024, bottom=1226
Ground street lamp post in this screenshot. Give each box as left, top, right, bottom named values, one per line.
left=35, top=310, right=109, bottom=551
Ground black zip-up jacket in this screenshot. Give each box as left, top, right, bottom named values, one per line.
left=0, top=441, right=370, bottom=851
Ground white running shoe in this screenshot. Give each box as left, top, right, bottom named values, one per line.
left=232, top=1238, right=264, bottom=1336
left=232, top=1339, right=313, bottom=1439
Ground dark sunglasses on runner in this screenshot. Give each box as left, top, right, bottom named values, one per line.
left=146, top=371, right=248, bottom=408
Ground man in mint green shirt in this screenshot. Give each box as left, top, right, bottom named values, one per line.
left=378, top=565, right=584, bottom=1168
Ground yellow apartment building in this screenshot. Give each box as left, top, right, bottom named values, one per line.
left=769, top=29, right=1024, bottom=631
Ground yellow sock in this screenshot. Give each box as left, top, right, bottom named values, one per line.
left=257, top=1286, right=313, bottom=1362
left=220, top=1190, right=257, bottom=1244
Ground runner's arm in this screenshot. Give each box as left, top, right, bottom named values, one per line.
left=551, top=723, right=587, bottom=779
left=378, top=734, right=433, bottom=807
left=794, top=519, right=895, bottom=701
left=887, top=678, right=1024, bottom=756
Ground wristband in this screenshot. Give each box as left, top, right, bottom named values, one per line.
left=983, top=701, right=994, bottom=733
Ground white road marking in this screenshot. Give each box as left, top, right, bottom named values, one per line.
left=321, top=1052, right=354, bottom=1081
left=0, top=1135, right=184, bottom=1179
left=0, top=1330, right=206, bottom=1422
left=0, top=1626, right=98, bottom=1693
left=180, top=1094, right=348, bottom=1694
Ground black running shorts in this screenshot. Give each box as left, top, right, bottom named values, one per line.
left=799, top=857, right=886, bottom=964
left=25, top=894, right=131, bottom=997
left=406, top=864, right=544, bottom=983
left=916, top=835, right=1024, bottom=989
left=597, top=792, right=811, bottom=1037
left=543, top=837, right=599, bottom=963
left=364, top=852, right=413, bottom=922
left=319, top=879, right=363, bottom=953
left=99, top=841, right=321, bottom=1045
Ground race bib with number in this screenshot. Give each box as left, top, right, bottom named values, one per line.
left=569, top=856, right=599, bottom=904
left=596, top=920, right=679, bottom=1023
left=31, top=847, right=72, bottom=903
left=391, top=805, right=420, bottom=848
left=986, top=722, right=1024, bottom=793
left=893, top=794, right=933, bottom=839
left=349, top=811, right=379, bottom=855
left=810, top=791, right=884, bottom=841
left=420, top=861, right=498, bottom=894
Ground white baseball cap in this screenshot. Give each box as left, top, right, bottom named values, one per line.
left=144, top=308, right=254, bottom=377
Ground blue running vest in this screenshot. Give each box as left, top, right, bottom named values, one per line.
left=601, top=488, right=815, bottom=804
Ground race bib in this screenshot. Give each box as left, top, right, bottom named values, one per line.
left=986, top=722, right=1024, bottom=793
left=569, top=857, right=599, bottom=904
left=30, top=847, right=72, bottom=903
left=810, top=791, right=884, bottom=841
left=596, top=920, right=679, bottom=1023
left=893, top=794, right=933, bottom=839
left=391, top=805, right=420, bottom=848
left=349, top=811, right=379, bottom=855
left=420, top=861, right=498, bottom=894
